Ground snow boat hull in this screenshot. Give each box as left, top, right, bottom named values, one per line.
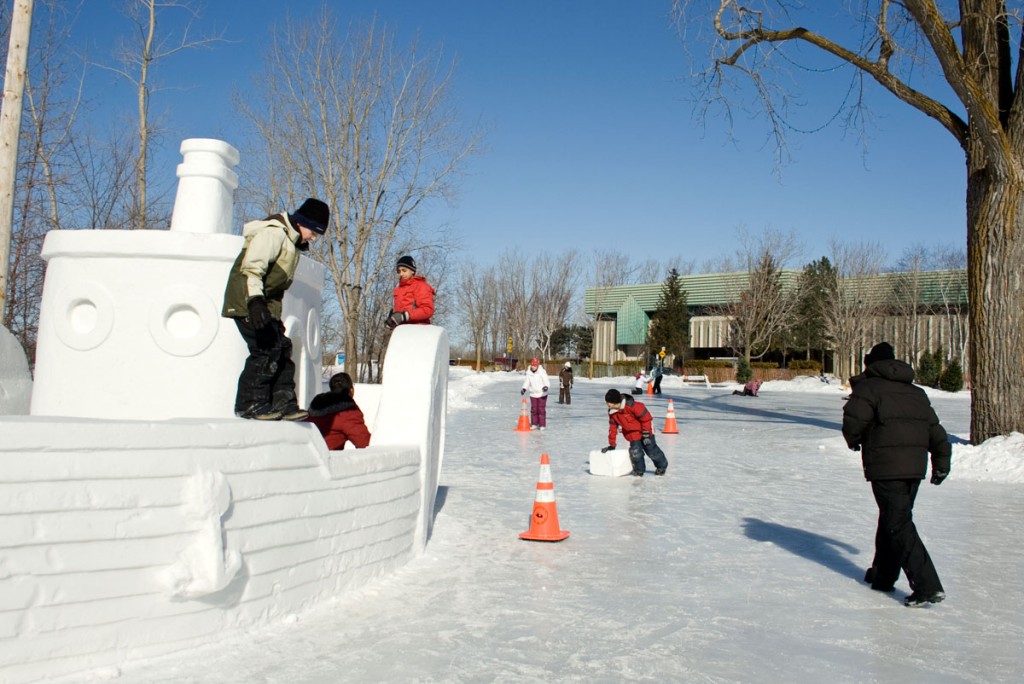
left=0, top=323, right=447, bottom=684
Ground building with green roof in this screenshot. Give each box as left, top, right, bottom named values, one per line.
left=584, top=269, right=968, bottom=373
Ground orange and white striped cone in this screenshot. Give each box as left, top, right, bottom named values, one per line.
left=519, top=453, right=570, bottom=542
left=514, top=397, right=531, bottom=432
left=646, top=380, right=654, bottom=395
left=661, top=398, right=679, bottom=434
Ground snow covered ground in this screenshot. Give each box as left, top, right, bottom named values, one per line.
left=98, top=370, right=1023, bottom=683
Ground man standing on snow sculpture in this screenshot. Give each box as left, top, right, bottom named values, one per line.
left=222, top=198, right=329, bottom=420
left=842, top=341, right=951, bottom=607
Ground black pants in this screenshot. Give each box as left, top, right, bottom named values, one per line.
left=653, top=376, right=663, bottom=394
left=869, top=479, right=943, bottom=594
left=628, top=436, right=668, bottom=475
left=233, top=317, right=299, bottom=417
left=559, top=386, right=571, bottom=404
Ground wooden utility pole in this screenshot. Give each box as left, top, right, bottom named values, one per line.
left=0, top=0, right=34, bottom=320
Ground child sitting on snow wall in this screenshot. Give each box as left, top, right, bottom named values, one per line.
left=732, top=378, right=763, bottom=397
left=385, top=255, right=435, bottom=329
left=304, top=372, right=372, bottom=450
left=632, top=371, right=649, bottom=395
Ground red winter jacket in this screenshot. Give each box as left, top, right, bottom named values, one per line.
left=392, top=275, right=435, bottom=324
left=304, top=392, right=372, bottom=451
left=608, top=396, right=654, bottom=447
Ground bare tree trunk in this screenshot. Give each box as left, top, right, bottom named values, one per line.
left=0, top=0, right=33, bottom=321
left=965, top=169, right=1024, bottom=441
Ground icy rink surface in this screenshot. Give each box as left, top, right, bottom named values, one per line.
left=104, top=371, right=1023, bottom=684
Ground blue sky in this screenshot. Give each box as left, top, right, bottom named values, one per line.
left=68, top=1, right=967, bottom=271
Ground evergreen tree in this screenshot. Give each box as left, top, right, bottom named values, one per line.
left=647, top=268, right=690, bottom=363
left=792, top=257, right=835, bottom=361
left=915, top=349, right=940, bottom=388
left=736, top=356, right=753, bottom=384
left=939, top=357, right=964, bottom=392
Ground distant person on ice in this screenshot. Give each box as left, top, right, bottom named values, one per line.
left=385, top=255, right=435, bottom=329
left=304, top=372, right=371, bottom=450
left=650, top=362, right=663, bottom=395
left=222, top=198, right=329, bottom=421
left=732, top=378, right=762, bottom=397
left=558, top=361, right=574, bottom=405
left=632, top=371, right=648, bottom=395
left=521, top=358, right=550, bottom=430
left=842, top=341, right=951, bottom=608
left=601, top=388, right=668, bottom=477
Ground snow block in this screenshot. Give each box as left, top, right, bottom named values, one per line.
left=589, top=448, right=633, bottom=477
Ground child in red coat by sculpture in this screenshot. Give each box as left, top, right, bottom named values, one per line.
left=385, top=255, right=436, bottom=329
left=304, top=372, right=371, bottom=450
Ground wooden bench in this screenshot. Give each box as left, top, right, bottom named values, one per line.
left=682, top=374, right=711, bottom=388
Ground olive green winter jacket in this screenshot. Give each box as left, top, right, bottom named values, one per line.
left=221, top=213, right=303, bottom=320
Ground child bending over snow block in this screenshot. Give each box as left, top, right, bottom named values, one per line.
left=601, top=389, right=668, bottom=477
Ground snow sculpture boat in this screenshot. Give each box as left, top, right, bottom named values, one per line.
left=0, top=139, right=447, bottom=683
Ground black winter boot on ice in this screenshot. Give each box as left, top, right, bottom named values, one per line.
left=904, top=590, right=945, bottom=607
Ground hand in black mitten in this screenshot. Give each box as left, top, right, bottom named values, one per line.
left=930, top=470, right=948, bottom=485
left=521, top=388, right=526, bottom=396
left=601, top=445, right=614, bottom=453
left=247, top=296, right=272, bottom=330
left=542, top=386, right=548, bottom=393
left=641, top=431, right=652, bottom=447
left=385, top=311, right=408, bottom=329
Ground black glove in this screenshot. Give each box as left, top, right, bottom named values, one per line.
left=601, top=445, right=614, bottom=453
left=521, top=388, right=526, bottom=395
left=930, top=470, right=948, bottom=485
left=849, top=443, right=861, bottom=452
left=542, top=386, right=548, bottom=392
left=641, top=431, right=652, bottom=447
left=246, top=296, right=272, bottom=330
left=385, top=311, right=409, bottom=329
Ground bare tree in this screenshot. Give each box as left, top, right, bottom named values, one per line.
left=532, top=250, right=580, bottom=360
left=498, top=249, right=534, bottom=368
left=100, top=0, right=225, bottom=229
left=238, top=7, right=480, bottom=378
left=4, top=0, right=86, bottom=361
left=674, top=1, right=1024, bottom=442
left=820, top=239, right=887, bottom=383
left=585, top=249, right=633, bottom=378
left=720, top=228, right=800, bottom=362
left=457, top=265, right=498, bottom=371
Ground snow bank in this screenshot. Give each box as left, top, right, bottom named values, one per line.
left=0, top=325, right=32, bottom=415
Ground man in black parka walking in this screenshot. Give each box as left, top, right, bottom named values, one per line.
left=842, top=341, right=952, bottom=607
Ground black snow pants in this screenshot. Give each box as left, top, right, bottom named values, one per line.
left=233, top=317, right=299, bottom=417
left=869, top=479, right=943, bottom=594
left=627, top=436, right=668, bottom=475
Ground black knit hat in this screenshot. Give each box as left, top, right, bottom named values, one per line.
left=396, top=255, right=417, bottom=273
left=292, top=198, right=329, bottom=234
left=864, top=341, right=895, bottom=367
left=605, top=388, right=622, bottom=404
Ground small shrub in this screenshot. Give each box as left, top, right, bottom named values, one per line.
left=684, top=359, right=733, bottom=374
left=788, top=359, right=822, bottom=372
left=916, top=349, right=940, bottom=387
left=736, top=356, right=753, bottom=384
left=938, top=358, right=964, bottom=392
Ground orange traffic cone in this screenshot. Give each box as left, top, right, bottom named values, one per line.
left=514, top=397, right=531, bottom=432
left=661, top=398, right=679, bottom=434
left=646, top=380, right=654, bottom=395
left=519, top=453, right=570, bottom=542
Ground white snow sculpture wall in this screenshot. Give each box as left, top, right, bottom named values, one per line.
left=29, top=138, right=323, bottom=419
